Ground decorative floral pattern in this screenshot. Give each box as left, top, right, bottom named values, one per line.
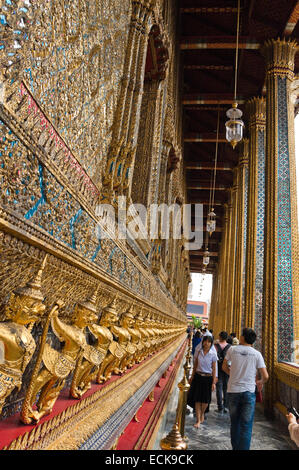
left=277, top=77, right=294, bottom=363
left=0, top=120, right=150, bottom=298
left=254, top=129, right=265, bottom=353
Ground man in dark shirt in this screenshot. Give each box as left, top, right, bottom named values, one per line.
left=215, top=331, right=231, bottom=413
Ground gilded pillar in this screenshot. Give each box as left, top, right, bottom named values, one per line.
left=113, top=1, right=150, bottom=143
left=127, top=3, right=154, bottom=144
left=226, top=173, right=238, bottom=334
left=244, top=97, right=266, bottom=353
left=261, top=38, right=299, bottom=413
left=158, top=141, right=172, bottom=204
left=220, top=203, right=231, bottom=332
left=209, top=270, right=218, bottom=332
left=233, top=140, right=249, bottom=338
left=214, top=243, right=223, bottom=334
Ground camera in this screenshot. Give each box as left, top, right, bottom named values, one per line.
left=287, top=406, right=299, bottom=420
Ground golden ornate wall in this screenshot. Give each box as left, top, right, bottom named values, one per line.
left=0, top=0, right=189, bottom=444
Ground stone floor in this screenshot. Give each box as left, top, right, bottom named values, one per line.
left=153, top=367, right=297, bottom=450
left=183, top=400, right=295, bottom=450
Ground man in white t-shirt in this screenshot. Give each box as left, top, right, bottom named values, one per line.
left=222, top=327, right=269, bottom=450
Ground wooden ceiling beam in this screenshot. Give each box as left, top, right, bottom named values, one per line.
left=192, top=252, right=219, bottom=257
left=184, top=65, right=233, bottom=71
left=184, top=133, right=226, bottom=142
left=186, top=162, right=233, bottom=170
left=180, top=7, right=239, bottom=14
left=191, top=225, right=222, bottom=232
left=180, top=36, right=260, bottom=50
left=283, top=1, right=299, bottom=35
left=187, top=184, right=228, bottom=190
left=188, top=199, right=224, bottom=205
left=183, top=94, right=245, bottom=104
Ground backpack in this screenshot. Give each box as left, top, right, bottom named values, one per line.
left=215, top=343, right=231, bottom=369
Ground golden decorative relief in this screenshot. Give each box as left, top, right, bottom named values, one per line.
left=0, top=256, right=47, bottom=414
left=17, top=0, right=132, bottom=187
left=0, top=0, right=189, bottom=434
left=3, top=335, right=185, bottom=450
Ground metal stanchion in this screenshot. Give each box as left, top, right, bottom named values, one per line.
left=160, top=333, right=192, bottom=450
left=176, top=369, right=190, bottom=441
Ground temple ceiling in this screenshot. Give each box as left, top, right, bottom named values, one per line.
left=180, top=0, right=299, bottom=274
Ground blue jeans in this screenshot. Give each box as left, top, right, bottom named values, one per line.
left=227, top=391, right=256, bottom=450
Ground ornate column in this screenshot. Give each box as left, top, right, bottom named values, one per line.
left=208, top=271, right=217, bottom=331
left=221, top=202, right=231, bottom=332
left=261, top=38, right=299, bottom=414
left=244, top=97, right=266, bottom=352
left=158, top=140, right=172, bottom=204
left=132, top=80, right=163, bottom=206
left=213, top=243, right=223, bottom=334
left=113, top=1, right=152, bottom=143
left=209, top=268, right=218, bottom=335
left=226, top=172, right=238, bottom=334
left=233, top=140, right=249, bottom=337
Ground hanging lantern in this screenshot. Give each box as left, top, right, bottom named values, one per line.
left=203, top=249, right=210, bottom=267
left=225, top=102, right=244, bottom=149
left=207, top=208, right=216, bottom=235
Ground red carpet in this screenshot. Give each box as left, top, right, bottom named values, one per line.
left=117, top=341, right=186, bottom=450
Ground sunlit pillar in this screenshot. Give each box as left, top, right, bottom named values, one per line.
left=244, top=97, right=266, bottom=353
left=233, top=140, right=249, bottom=337
left=226, top=172, right=238, bottom=334
left=261, top=38, right=299, bottom=414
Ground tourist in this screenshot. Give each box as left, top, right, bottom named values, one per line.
left=215, top=331, right=231, bottom=413
left=222, top=327, right=269, bottom=450
left=286, top=412, right=299, bottom=447
left=230, top=332, right=239, bottom=345
left=227, top=335, right=233, bottom=345
left=192, top=330, right=202, bottom=356
left=203, top=327, right=213, bottom=337
left=187, top=335, right=218, bottom=428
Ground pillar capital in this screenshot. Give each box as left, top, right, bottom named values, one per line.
left=261, top=38, right=298, bottom=79
left=246, top=97, right=266, bottom=130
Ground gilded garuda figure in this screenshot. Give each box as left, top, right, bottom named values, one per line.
left=125, top=304, right=144, bottom=364
left=134, top=309, right=151, bottom=361
left=69, top=290, right=107, bottom=399
left=96, top=297, right=126, bottom=384
left=111, top=306, right=133, bottom=375
left=0, top=256, right=48, bottom=416
left=158, top=315, right=168, bottom=348
left=150, top=313, right=162, bottom=350
left=118, top=307, right=138, bottom=370
left=144, top=312, right=157, bottom=355
left=21, top=294, right=94, bottom=424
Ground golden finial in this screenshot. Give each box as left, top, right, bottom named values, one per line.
left=160, top=423, right=187, bottom=450
left=77, top=286, right=99, bottom=314
left=14, top=254, right=48, bottom=301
